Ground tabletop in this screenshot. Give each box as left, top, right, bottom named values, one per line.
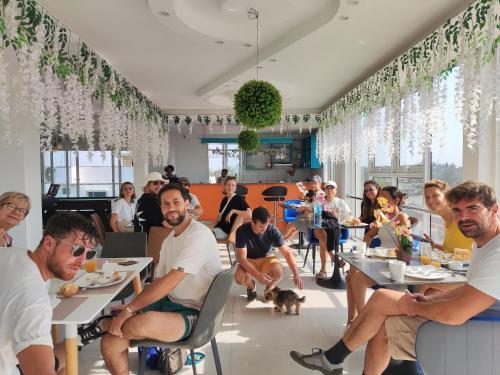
left=340, top=253, right=467, bottom=286
left=50, top=257, right=152, bottom=324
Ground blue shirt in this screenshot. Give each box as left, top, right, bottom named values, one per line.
left=235, top=223, right=285, bottom=259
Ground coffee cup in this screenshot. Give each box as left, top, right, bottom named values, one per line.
left=448, top=260, right=464, bottom=271
left=357, top=242, right=367, bottom=253
left=388, top=260, right=406, bottom=282
left=352, top=250, right=365, bottom=259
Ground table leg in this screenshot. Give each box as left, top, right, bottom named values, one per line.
left=65, top=324, right=78, bottom=375
left=316, top=247, right=346, bottom=289
left=133, top=275, right=142, bottom=295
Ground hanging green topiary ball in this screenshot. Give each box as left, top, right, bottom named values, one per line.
left=233, top=80, right=282, bottom=129
left=238, top=130, right=260, bottom=151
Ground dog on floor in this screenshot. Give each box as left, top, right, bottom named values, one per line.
left=263, top=287, right=306, bottom=315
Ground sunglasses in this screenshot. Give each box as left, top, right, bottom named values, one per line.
left=152, top=181, right=165, bottom=186
left=55, top=237, right=96, bottom=260
left=3, top=202, right=29, bottom=217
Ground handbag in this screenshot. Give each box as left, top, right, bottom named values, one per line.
left=158, top=348, right=188, bottom=374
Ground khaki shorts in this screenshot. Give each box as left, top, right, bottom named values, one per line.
left=247, top=255, right=282, bottom=274
left=385, top=316, right=426, bottom=360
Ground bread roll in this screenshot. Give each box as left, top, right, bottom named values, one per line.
left=58, top=283, right=79, bottom=297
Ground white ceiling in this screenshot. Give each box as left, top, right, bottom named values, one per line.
left=37, top=0, right=473, bottom=114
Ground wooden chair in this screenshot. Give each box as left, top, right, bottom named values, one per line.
left=91, top=213, right=107, bottom=246
left=147, top=226, right=173, bottom=278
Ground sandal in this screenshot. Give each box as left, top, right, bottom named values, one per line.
left=78, top=315, right=113, bottom=346
left=315, top=270, right=328, bottom=280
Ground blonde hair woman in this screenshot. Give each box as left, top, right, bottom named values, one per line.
left=110, top=182, right=136, bottom=232
left=0, top=192, right=31, bottom=247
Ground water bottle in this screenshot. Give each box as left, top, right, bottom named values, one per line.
left=313, top=200, right=322, bottom=227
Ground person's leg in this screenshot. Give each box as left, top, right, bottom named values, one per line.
left=350, top=269, right=375, bottom=315
left=345, top=271, right=357, bottom=324
left=263, top=261, right=283, bottom=291
left=53, top=342, right=66, bottom=375
left=313, top=228, right=329, bottom=273
left=101, top=334, right=131, bottom=375
left=363, top=325, right=391, bottom=375
left=417, top=282, right=460, bottom=296
left=234, top=264, right=254, bottom=289
left=282, top=223, right=298, bottom=241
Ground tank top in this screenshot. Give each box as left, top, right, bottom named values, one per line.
left=442, top=220, right=474, bottom=253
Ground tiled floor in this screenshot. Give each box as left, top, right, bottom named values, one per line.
left=78, top=242, right=368, bottom=374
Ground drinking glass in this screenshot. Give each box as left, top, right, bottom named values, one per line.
left=420, top=243, right=432, bottom=265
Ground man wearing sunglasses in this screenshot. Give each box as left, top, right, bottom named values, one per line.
left=134, top=172, right=168, bottom=234
left=0, top=212, right=97, bottom=375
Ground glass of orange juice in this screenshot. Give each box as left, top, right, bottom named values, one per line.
left=420, top=243, right=432, bottom=265
left=85, top=259, right=97, bottom=273
left=431, top=259, right=441, bottom=268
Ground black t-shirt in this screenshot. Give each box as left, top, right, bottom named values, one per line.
left=235, top=222, right=285, bottom=259
left=133, top=193, right=163, bottom=235
left=215, top=194, right=249, bottom=234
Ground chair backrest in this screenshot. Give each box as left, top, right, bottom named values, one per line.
left=147, top=226, right=172, bottom=265
left=284, top=199, right=301, bottom=221
left=236, top=184, right=248, bottom=197
left=262, top=186, right=288, bottom=197
left=340, top=228, right=349, bottom=242
left=91, top=213, right=107, bottom=246
left=101, top=232, right=147, bottom=258
left=185, top=265, right=237, bottom=348
left=416, top=315, right=500, bottom=375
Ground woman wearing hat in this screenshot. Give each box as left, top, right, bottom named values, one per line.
left=313, top=180, right=351, bottom=280
left=133, top=172, right=167, bottom=234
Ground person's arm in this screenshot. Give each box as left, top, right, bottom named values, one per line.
left=110, top=213, right=120, bottom=232
left=190, top=204, right=203, bottom=219
left=409, top=284, right=496, bottom=325
left=423, top=233, right=445, bottom=251
left=363, top=225, right=380, bottom=244
left=17, top=345, right=57, bottom=375
left=278, top=245, right=304, bottom=289
left=235, top=247, right=272, bottom=285
left=109, top=269, right=187, bottom=336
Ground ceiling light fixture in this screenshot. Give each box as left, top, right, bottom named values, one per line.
left=243, top=43, right=252, bottom=47
left=158, top=11, right=170, bottom=17
left=214, top=40, right=224, bottom=44
left=269, top=58, right=277, bottom=62
left=339, top=15, right=349, bottom=21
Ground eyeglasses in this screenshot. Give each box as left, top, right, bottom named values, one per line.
left=2, top=202, right=29, bottom=217
left=152, top=181, right=165, bottom=186
left=55, top=237, right=96, bottom=260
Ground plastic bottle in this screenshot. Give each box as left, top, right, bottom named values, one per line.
left=313, top=200, right=323, bottom=227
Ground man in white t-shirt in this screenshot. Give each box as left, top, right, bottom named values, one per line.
left=0, top=212, right=97, bottom=375
left=101, top=183, right=222, bottom=374
left=291, top=180, right=500, bottom=375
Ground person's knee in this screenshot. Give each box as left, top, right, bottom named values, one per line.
left=121, top=315, right=148, bottom=339
left=268, top=263, right=283, bottom=278
left=101, top=334, right=117, bottom=358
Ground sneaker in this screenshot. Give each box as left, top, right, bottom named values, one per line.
left=78, top=315, right=112, bottom=346
left=290, top=348, right=343, bottom=375
left=246, top=280, right=257, bottom=302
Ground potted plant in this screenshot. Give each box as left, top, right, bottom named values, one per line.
left=238, top=129, right=260, bottom=151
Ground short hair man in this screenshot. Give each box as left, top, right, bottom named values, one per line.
left=291, top=181, right=500, bottom=375
left=234, top=206, right=304, bottom=301
left=134, top=172, right=168, bottom=234
left=163, top=165, right=179, bottom=183
left=101, top=184, right=222, bottom=374
left=0, top=212, right=97, bottom=375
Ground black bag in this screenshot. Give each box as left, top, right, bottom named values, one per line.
left=158, top=348, right=187, bottom=374
left=322, top=211, right=340, bottom=252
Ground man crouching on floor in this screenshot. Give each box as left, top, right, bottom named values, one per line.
left=101, top=183, right=222, bottom=374
left=234, top=206, right=303, bottom=302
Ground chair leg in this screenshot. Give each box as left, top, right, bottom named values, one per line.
left=312, top=244, right=316, bottom=275
left=298, top=232, right=303, bottom=254
left=226, top=244, right=233, bottom=265
left=273, top=201, right=278, bottom=226
left=211, top=338, right=223, bottom=375
left=302, top=243, right=311, bottom=268
left=190, top=348, right=198, bottom=375
left=138, top=347, right=147, bottom=375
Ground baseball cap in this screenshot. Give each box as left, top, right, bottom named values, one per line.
left=312, top=175, right=323, bottom=184
left=325, top=180, right=337, bottom=188
left=145, top=172, right=167, bottom=183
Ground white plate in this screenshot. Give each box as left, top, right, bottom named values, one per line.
left=342, top=222, right=369, bottom=227
left=368, top=248, right=397, bottom=259
left=404, top=266, right=449, bottom=280
left=75, top=272, right=127, bottom=288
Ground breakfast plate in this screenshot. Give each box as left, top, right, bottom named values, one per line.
left=368, top=248, right=397, bottom=259
left=404, top=266, right=449, bottom=280
left=75, top=272, right=126, bottom=288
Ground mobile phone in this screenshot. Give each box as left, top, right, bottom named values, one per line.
left=118, top=260, right=138, bottom=266
left=410, top=234, right=432, bottom=243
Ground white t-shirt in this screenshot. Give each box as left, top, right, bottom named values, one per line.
left=156, top=220, right=222, bottom=310
left=323, top=197, right=351, bottom=223
left=111, top=198, right=136, bottom=223
left=0, top=250, right=53, bottom=375
left=467, top=233, right=500, bottom=311
left=188, top=193, right=200, bottom=210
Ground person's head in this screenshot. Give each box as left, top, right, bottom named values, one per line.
left=363, top=180, right=380, bottom=202
left=144, top=172, right=167, bottom=195
left=0, top=192, right=31, bottom=230
left=223, top=176, right=237, bottom=196
left=178, top=177, right=190, bottom=192
left=164, top=165, right=175, bottom=176
left=424, top=179, right=449, bottom=214
left=119, top=182, right=136, bottom=202
left=379, top=186, right=407, bottom=209
left=158, top=183, right=191, bottom=227
left=324, top=180, right=338, bottom=199
left=221, top=168, right=228, bottom=178
left=39, top=212, right=98, bottom=281
left=446, top=181, right=498, bottom=240
left=251, top=206, right=270, bottom=235
left=311, top=175, right=323, bottom=192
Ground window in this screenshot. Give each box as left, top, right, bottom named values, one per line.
left=208, top=143, right=240, bottom=183
left=41, top=150, right=133, bottom=198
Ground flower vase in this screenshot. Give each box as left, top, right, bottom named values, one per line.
left=397, top=252, right=412, bottom=265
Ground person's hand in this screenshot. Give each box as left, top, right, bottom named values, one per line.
left=208, top=221, right=216, bottom=230
left=412, top=293, right=432, bottom=303
left=225, top=210, right=235, bottom=223
left=255, top=272, right=273, bottom=285
left=109, top=308, right=134, bottom=337
left=398, top=291, right=417, bottom=316
left=293, top=274, right=304, bottom=290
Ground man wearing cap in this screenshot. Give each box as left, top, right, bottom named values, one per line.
left=134, top=172, right=168, bottom=235
left=314, top=180, right=351, bottom=279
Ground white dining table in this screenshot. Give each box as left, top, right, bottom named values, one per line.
left=50, top=257, right=152, bottom=375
